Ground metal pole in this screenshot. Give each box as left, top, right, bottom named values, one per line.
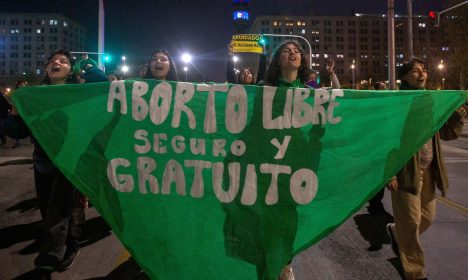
left=435, top=0, right=468, bottom=27
left=262, top=33, right=313, bottom=69
left=407, top=0, right=413, bottom=59
left=388, top=0, right=396, bottom=90
left=98, top=0, right=105, bottom=70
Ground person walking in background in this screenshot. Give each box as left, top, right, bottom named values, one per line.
left=10, top=80, right=29, bottom=148
left=0, top=89, right=12, bottom=146
left=226, top=42, right=267, bottom=85
left=386, top=58, right=466, bottom=280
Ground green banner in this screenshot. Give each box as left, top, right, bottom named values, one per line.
left=13, top=81, right=468, bottom=280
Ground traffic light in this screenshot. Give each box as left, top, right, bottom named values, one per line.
left=428, top=10, right=438, bottom=26
left=259, top=37, right=266, bottom=46
left=104, top=54, right=112, bottom=63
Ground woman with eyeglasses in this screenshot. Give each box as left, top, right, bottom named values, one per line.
left=143, top=50, right=179, bottom=81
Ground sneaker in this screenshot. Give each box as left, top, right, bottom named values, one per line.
left=278, top=264, right=295, bottom=280
left=386, top=223, right=400, bottom=256
left=58, top=246, right=80, bottom=271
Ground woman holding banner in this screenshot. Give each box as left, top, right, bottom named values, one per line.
left=143, top=50, right=179, bottom=81
left=223, top=41, right=320, bottom=280
left=24, top=50, right=107, bottom=278
left=386, top=58, right=466, bottom=280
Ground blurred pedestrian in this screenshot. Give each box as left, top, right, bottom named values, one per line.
left=10, top=80, right=29, bottom=147
left=386, top=58, right=466, bottom=280
left=226, top=42, right=266, bottom=85
left=138, top=63, right=148, bottom=78
left=107, top=73, right=121, bottom=81
left=0, top=89, right=12, bottom=145
left=305, top=58, right=340, bottom=89
left=373, top=81, right=387, bottom=90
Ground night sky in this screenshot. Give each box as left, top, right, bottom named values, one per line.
left=2, top=0, right=444, bottom=81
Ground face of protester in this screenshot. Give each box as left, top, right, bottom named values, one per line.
left=16, top=81, right=28, bottom=88
left=139, top=65, right=148, bottom=78
left=107, top=74, right=118, bottom=81
left=150, top=52, right=170, bottom=80
left=307, top=73, right=317, bottom=82
left=402, top=62, right=427, bottom=89
left=375, top=82, right=387, bottom=90
left=45, top=54, right=72, bottom=85
left=239, top=69, right=253, bottom=84
left=278, top=43, right=302, bottom=71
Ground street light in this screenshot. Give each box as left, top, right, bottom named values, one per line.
left=351, top=60, right=356, bottom=89
left=232, top=55, right=239, bottom=72
left=183, top=66, right=188, bottom=82
left=438, top=60, right=444, bottom=70
left=122, top=65, right=129, bottom=75
left=438, top=60, right=445, bottom=89
left=181, top=53, right=192, bottom=64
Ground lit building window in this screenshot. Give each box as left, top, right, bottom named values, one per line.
left=36, top=29, right=41, bottom=34
left=63, top=21, right=68, bottom=27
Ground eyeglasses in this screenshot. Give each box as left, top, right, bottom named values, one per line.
left=281, top=48, right=301, bottom=55
left=152, top=56, right=169, bottom=63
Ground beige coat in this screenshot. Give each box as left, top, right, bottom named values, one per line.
left=397, top=108, right=465, bottom=196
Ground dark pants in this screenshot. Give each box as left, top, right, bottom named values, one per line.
left=34, top=166, right=83, bottom=267
left=369, top=188, right=385, bottom=209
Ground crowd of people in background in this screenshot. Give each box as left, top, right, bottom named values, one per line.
left=1, top=41, right=467, bottom=280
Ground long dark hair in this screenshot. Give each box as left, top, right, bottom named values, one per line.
left=398, top=57, right=426, bottom=90
left=237, top=67, right=254, bottom=85
left=42, top=50, right=78, bottom=85
left=265, top=41, right=309, bottom=86
left=144, top=49, right=179, bottom=81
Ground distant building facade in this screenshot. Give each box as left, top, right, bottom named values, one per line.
left=250, top=14, right=448, bottom=88
left=0, top=13, right=86, bottom=88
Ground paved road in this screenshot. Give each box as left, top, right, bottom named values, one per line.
left=1, top=121, right=467, bottom=279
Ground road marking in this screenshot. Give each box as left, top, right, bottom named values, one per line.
left=436, top=195, right=468, bottom=216
left=114, top=249, right=131, bottom=267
